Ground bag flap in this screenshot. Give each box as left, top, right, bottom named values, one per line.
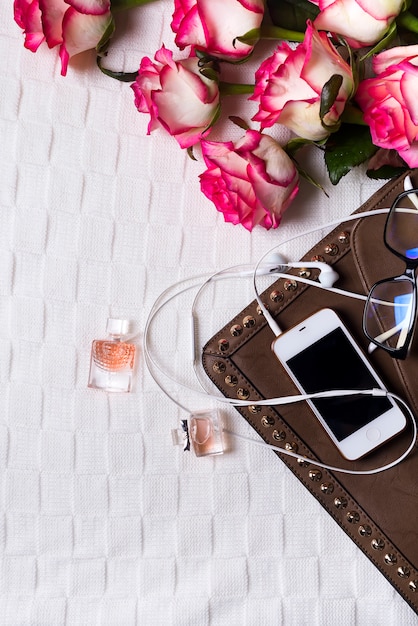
left=201, top=171, right=418, bottom=613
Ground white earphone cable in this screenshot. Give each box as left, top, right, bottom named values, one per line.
left=224, top=389, right=416, bottom=475
left=252, top=207, right=394, bottom=335
left=143, top=201, right=418, bottom=474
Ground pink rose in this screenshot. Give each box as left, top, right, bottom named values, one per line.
left=171, top=0, right=264, bottom=61
left=310, top=0, right=404, bottom=49
left=251, top=21, right=354, bottom=141
left=131, top=46, right=220, bottom=149
left=199, top=130, right=299, bottom=231
left=356, top=45, right=418, bottom=168
left=14, top=0, right=112, bottom=76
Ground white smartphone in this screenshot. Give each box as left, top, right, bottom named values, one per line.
left=272, top=308, right=406, bottom=460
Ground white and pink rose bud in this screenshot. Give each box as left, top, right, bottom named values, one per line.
left=200, top=130, right=299, bottom=231
left=14, top=0, right=113, bottom=76
left=131, top=46, right=220, bottom=149
left=309, top=0, right=404, bottom=49
left=171, top=0, right=264, bottom=61
left=251, top=21, right=354, bottom=142
left=356, top=45, right=418, bottom=168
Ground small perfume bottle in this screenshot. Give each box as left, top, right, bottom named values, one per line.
left=172, top=410, right=224, bottom=457
left=189, top=411, right=224, bottom=456
left=88, top=318, right=136, bottom=392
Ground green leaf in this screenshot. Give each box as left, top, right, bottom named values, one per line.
left=360, top=21, right=398, bottom=61
left=95, top=16, right=115, bottom=57
left=97, top=56, right=138, bottom=82
left=110, top=0, right=158, bottom=11
left=219, top=81, right=254, bottom=96
left=199, top=67, right=220, bottom=83
left=266, top=0, right=319, bottom=31
left=284, top=136, right=314, bottom=158
left=320, top=74, right=343, bottom=121
left=229, top=116, right=250, bottom=131
left=396, top=8, right=418, bottom=43
left=202, top=103, right=221, bottom=136
left=297, top=165, right=329, bottom=196
left=367, top=165, right=408, bottom=180
left=324, top=124, right=378, bottom=185
left=234, top=28, right=260, bottom=47
left=187, top=146, right=197, bottom=161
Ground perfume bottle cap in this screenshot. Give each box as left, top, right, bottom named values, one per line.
left=106, top=318, right=129, bottom=336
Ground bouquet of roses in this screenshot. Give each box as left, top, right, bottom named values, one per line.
left=14, top=0, right=418, bottom=230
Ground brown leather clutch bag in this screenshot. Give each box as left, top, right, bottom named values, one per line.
left=202, top=171, right=418, bottom=614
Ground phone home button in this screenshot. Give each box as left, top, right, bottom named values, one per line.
left=366, top=428, right=381, bottom=442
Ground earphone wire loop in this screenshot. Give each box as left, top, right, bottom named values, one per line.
left=252, top=208, right=397, bottom=337
left=144, top=202, right=418, bottom=475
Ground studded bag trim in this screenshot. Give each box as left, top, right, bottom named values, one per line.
left=202, top=170, right=418, bottom=614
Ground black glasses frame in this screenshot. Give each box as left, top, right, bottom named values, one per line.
left=363, top=188, right=418, bottom=360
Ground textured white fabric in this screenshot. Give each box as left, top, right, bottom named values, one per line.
left=1, top=1, right=417, bottom=624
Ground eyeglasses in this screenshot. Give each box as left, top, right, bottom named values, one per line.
left=363, top=187, right=418, bottom=359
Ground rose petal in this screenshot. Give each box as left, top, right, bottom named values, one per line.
left=66, top=0, right=110, bottom=15
left=373, top=46, right=418, bottom=74
left=39, top=0, right=67, bottom=47
left=59, top=8, right=111, bottom=75
left=14, top=0, right=46, bottom=51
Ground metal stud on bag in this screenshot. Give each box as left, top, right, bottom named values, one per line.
left=346, top=511, right=360, bottom=524
left=212, top=361, right=226, bottom=374
left=338, top=231, right=350, bottom=244
left=384, top=553, right=398, bottom=565
left=320, top=483, right=334, bottom=494
left=334, top=496, right=348, bottom=509
left=272, top=430, right=285, bottom=441
left=218, top=339, right=229, bottom=352
left=270, top=290, right=283, bottom=303
left=397, top=566, right=410, bottom=578
left=285, top=441, right=298, bottom=452
left=371, top=538, right=385, bottom=551
left=243, top=315, right=256, bottom=328
left=324, top=243, right=339, bottom=256
left=358, top=525, right=372, bottom=537
left=248, top=405, right=261, bottom=414
left=284, top=279, right=298, bottom=291
left=261, top=415, right=275, bottom=427
left=308, top=469, right=322, bottom=481
left=237, top=387, right=250, bottom=400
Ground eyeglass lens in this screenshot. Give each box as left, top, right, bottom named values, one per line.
left=385, top=190, right=418, bottom=261
left=364, top=188, right=418, bottom=355
left=365, top=278, right=415, bottom=352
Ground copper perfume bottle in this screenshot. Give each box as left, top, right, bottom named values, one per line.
left=88, top=318, right=136, bottom=392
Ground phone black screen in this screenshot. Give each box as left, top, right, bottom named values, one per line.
left=286, top=327, right=392, bottom=441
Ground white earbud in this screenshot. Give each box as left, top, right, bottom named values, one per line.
left=257, top=252, right=288, bottom=275
left=282, top=261, right=339, bottom=288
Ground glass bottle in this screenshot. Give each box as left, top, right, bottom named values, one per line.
left=172, top=410, right=224, bottom=457
left=88, top=318, right=136, bottom=392
left=189, top=410, right=224, bottom=456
